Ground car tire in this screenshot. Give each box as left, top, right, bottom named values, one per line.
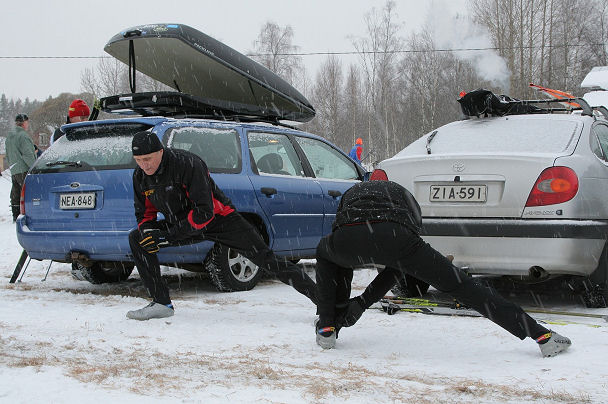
left=582, top=283, right=608, bottom=308
left=390, top=273, right=430, bottom=298
left=71, top=262, right=134, bottom=284
left=204, top=243, right=263, bottom=292
left=582, top=243, right=608, bottom=308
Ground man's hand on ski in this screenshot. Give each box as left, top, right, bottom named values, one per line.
left=139, top=228, right=170, bottom=253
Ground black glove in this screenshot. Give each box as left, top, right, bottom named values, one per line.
left=138, top=228, right=169, bottom=253
left=336, top=297, right=365, bottom=328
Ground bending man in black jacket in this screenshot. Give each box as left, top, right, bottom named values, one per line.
left=126, top=131, right=317, bottom=320
left=315, top=180, right=571, bottom=357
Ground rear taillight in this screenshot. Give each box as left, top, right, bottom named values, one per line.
left=525, top=166, right=578, bottom=207
left=19, top=182, right=26, bottom=215
left=370, top=169, right=388, bottom=181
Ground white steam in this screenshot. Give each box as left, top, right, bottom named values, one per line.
left=428, top=1, right=510, bottom=92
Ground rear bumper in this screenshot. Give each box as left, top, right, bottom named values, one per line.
left=16, top=220, right=310, bottom=263
left=420, top=218, right=608, bottom=277
left=16, top=220, right=213, bottom=263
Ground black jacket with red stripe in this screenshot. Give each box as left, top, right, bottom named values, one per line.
left=133, top=148, right=235, bottom=240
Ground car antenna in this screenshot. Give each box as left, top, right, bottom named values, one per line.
left=426, top=130, right=438, bottom=154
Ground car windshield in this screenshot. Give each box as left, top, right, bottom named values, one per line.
left=31, top=123, right=151, bottom=173
left=164, top=126, right=242, bottom=174
left=406, top=118, right=580, bottom=155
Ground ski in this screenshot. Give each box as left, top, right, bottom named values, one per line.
left=538, top=319, right=602, bottom=329
left=379, top=301, right=481, bottom=317
left=377, top=298, right=607, bottom=328
left=383, top=296, right=608, bottom=322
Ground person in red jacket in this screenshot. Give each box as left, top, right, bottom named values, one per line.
left=126, top=131, right=318, bottom=320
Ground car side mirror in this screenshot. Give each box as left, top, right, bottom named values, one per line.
left=363, top=171, right=372, bottom=181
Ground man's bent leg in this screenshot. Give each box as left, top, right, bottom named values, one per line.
left=128, top=229, right=171, bottom=305
left=203, top=213, right=318, bottom=304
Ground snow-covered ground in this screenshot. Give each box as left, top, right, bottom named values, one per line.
left=1, top=178, right=607, bottom=403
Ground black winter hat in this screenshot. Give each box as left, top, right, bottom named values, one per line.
left=15, top=114, right=29, bottom=123
left=132, top=131, right=163, bottom=156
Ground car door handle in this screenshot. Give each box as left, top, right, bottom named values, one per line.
left=328, top=190, right=342, bottom=198
left=261, top=187, right=277, bottom=196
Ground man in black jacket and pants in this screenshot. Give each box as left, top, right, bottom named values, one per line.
left=315, top=180, right=571, bottom=357
left=126, top=131, right=317, bottom=320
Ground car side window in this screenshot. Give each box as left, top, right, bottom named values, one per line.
left=591, top=124, right=608, bottom=162
left=248, top=132, right=305, bottom=176
left=164, top=127, right=242, bottom=173
left=294, top=136, right=360, bottom=180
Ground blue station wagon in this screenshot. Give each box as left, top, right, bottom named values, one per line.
left=17, top=114, right=364, bottom=290
left=16, top=23, right=367, bottom=291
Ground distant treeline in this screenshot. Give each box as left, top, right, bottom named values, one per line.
left=5, top=0, right=607, bottom=162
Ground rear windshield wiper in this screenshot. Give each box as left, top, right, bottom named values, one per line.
left=45, top=160, right=83, bottom=167
left=426, top=130, right=438, bottom=155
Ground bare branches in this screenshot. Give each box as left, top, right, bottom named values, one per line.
left=250, top=22, right=305, bottom=87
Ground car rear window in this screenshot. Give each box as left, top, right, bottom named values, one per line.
left=31, top=123, right=151, bottom=173
left=164, top=127, right=242, bottom=174
left=416, top=118, right=580, bottom=155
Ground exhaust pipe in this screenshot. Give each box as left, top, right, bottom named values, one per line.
left=528, top=266, right=547, bottom=280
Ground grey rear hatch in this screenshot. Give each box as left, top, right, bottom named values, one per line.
left=381, top=116, right=582, bottom=218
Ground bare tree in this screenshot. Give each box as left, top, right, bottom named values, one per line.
left=343, top=65, right=364, bottom=149
left=397, top=25, right=488, bottom=150
left=81, top=58, right=171, bottom=100
left=80, top=58, right=130, bottom=99
left=470, top=0, right=605, bottom=97
left=352, top=0, right=404, bottom=158
left=310, top=56, right=344, bottom=146
left=28, top=92, right=95, bottom=146
left=250, top=22, right=305, bottom=87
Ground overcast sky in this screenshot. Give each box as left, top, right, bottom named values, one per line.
left=1, top=0, right=467, bottom=101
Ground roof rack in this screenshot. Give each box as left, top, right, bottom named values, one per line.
left=457, top=89, right=608, bottom=119
left=93, top=91, right=298, bottom=129
left=514, top=97, right=594, bottom=116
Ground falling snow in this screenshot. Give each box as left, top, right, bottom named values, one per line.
left=0, top=178, right=607, bottom=403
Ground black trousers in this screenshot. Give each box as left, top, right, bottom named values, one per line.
left=129, top=212, right=317, bottom=305
left=10, top=172, right=27, bottom=221
left=315, top=222, right=548, bottom=340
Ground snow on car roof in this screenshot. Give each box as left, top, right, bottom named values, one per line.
left=397, top=114, right=585, bottom=157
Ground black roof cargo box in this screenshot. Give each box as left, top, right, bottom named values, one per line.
left=104, top=23, right=315, bottom=122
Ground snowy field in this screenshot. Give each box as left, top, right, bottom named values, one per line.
left=1, top=178, right=608, bottom=403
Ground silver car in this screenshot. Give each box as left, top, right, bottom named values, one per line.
left=374, top=103, right=608, bottom=307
